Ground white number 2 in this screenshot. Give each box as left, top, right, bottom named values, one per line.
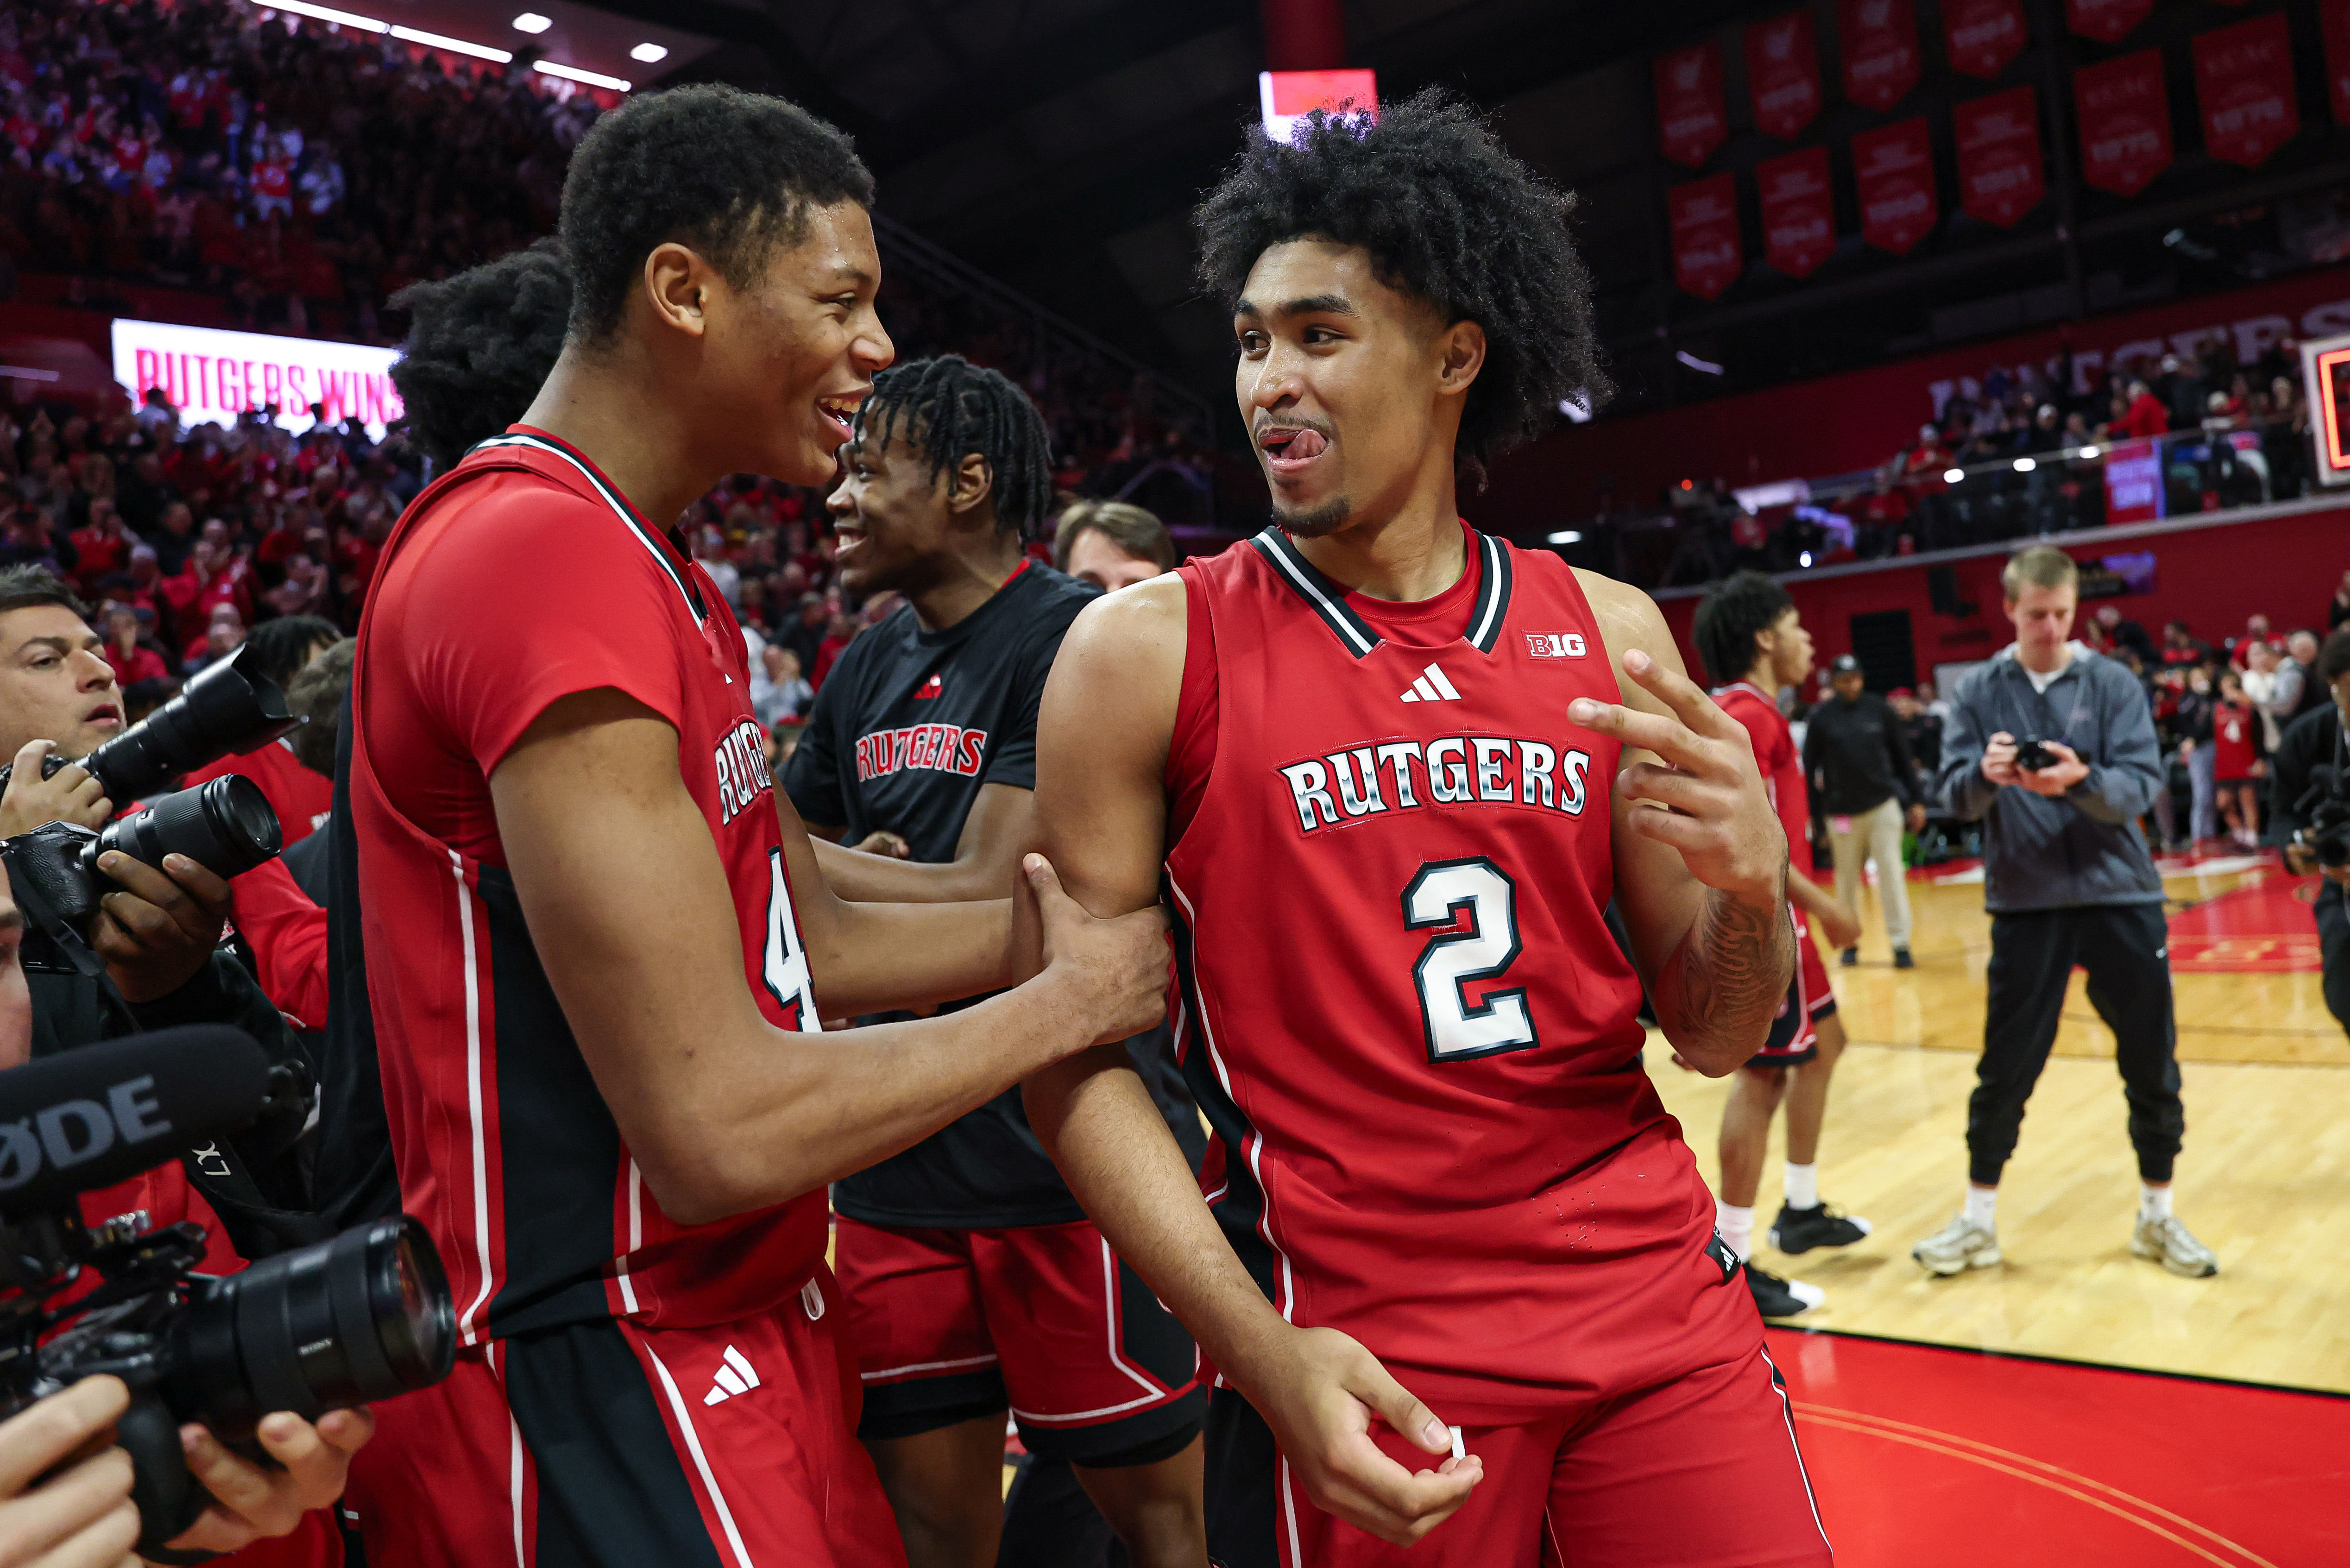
left=1402, top=858, right=1538, bottom=1062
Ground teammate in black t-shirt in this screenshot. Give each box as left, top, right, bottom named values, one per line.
left=782, top=357, right=1207, bottom=1568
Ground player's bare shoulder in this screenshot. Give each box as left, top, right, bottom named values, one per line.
left=1042, top=571, right=1189, bottom=759
left=1571, top=568, right=1683, bottom=705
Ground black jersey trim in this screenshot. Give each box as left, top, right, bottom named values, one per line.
left=1249, top=529, right=1381, bottom=659
left=469, top=430, right=708, bottom=620
left=1467, top=532, right=1513, bottom=655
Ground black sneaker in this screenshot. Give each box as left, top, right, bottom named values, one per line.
left=1893, top=947, right=1915, bottom=969
left=1839, top=946, right=1859, bottom=966
left=1744, top=1261, right=1825, bottom=1318
left=1770, top=1202, right=1875, bottom=1254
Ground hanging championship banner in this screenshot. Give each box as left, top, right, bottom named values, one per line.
left=2066, top=0, right=2154, bottom=44
left=1952, top=86, right=2045, bottom=227
left=1668, top=173, right=1744, bottom=301
left=2075, top=50, right=2173, bottom=197
left=1853, top=117, right=1937, bottom=253
left=1654, top=44, right=1729, bottom=168
left=1758, top=146, right=1836, bottom=277
left=2193, top=14, right=2298, bottom=169
left=1744, top=12, right=1823, bottom=141
left=2326, top=0, right=2350, bottom=131
left=1840, top=0, right=1921, bottom=112
left=1942, top=0, right=2028, bottom=80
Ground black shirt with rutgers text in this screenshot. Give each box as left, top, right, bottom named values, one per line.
left=785, top=560, right=1203, bottom=1229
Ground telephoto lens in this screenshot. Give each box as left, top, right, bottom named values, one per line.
left=160, top=1215, right=456, bottom=1444
left=92, top=775, right=283, bottom=882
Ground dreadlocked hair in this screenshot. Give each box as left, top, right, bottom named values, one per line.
left=1692, top=570, right=1796, bottom=689
left=857, top=355, right=1053, bottom=540
left=1193, top=87, right=1608, bottom=487
left=390, top=239, right=572, bottom=468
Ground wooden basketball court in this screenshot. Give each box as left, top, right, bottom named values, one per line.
left=1651, top=854, right=2350, bottom=1397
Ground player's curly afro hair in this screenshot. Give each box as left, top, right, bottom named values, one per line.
left=1692, top=570, right=1796, bottom=688
left=390, top=240, right=572, bottom=469
left=1193, top=88, right=1608, bottom=482
left=559, top=84, right=874, bottom=343
left=858, top=356, right=1053, bottom=542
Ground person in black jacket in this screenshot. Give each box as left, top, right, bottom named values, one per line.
left=2270, top=627, right=2350, bottom=1039
left=1804, top=654, right=1925, bottom=967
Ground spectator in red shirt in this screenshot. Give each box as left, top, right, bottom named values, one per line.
left=2117, top=380, right=2171, bottom=439
left=67, top=495, right=130, bottom=588
left=183, top=602, right=245, bottom=674
left=98, top=602, right=169, bottom=688
left=811, top=606, right=857, bottom=692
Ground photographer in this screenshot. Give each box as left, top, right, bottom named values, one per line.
left=2270, top=627, right=2350, bottom=1039
left=1915, top=546, right=2217, bottom=1279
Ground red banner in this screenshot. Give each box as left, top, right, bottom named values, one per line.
left=2075, top=50, right=2173, bottom=197
left=2193, top=14, right=2299, bottom=169
left=2326, top=1, right=2350, bottom=130
left=1653, top=44, right=1729, bottom=168
left=1744, top=12, right=1823, bottom=141
left=2067, top=0, right=2154, bottom=44
left=1668, top=174, right=1743, bottom=301
left=1952, top=87, right=2045, bottom=227
left=1758, top=146, right=1836, bottom=277
left=1942, top=0, right=2028, bottom=80
left=1839, top=0, right=1921, bottom=112
left=1852, top=117, right=1937, bottom=254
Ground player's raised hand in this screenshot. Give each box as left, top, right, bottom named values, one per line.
left=1242, top=1325, right=1481, bottom=1545
left=1569, top=649, right=1785, bottom=905
left=1025, top=854, right=1168, bottom=1044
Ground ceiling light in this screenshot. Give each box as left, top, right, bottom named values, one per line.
left=390, top=24, right=510, bottom=61
left=535, top=60, right=630, bottom=91
left=1675, top=349, right=1725, bottom=375
left=511, top=12, right=551, bottom=31
left=1799, top=551, right=1813, bottom=568
left=1943, top=467, right=1965, bottom=484
left=1546, top=530, right=1584, bottom=545
left=2013, top=456, right=2036, bottom=473
left=2079, top=444, right=2101, bottom=459
left=256, top=0, right=387, bottom=33
left=630, top=42, right=668, bottom=63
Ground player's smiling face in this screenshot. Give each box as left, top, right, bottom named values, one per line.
left=826, top=422, right=972, bottom=597
left=1233, top=239, right=1483, bottom=539
left=714, top=200, right=894, bottom=488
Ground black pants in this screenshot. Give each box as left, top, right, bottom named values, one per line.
left=2317, top=880, right=2350, bottom=1040
left=1968, top=901, right=2184, bottom=1186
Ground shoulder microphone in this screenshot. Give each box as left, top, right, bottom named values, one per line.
left=0, top=1028, right=272, bottom=1219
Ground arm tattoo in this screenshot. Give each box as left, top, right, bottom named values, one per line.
left=1663, top=880, right=1795, bottom=1067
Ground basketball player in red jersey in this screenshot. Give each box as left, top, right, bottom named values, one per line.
left=337, top=86, right=1165, bottom=1567
left=1691, top=573, right=1876, bottom=1320
left=1021, top=93, right=1831, bottom=1566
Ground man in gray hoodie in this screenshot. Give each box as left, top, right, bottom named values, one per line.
left=1913, top=545, right=2218, bottom=1279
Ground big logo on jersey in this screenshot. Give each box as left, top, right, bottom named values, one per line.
left=855, top=723, right=990, bottom=783
left=714, top=719, right=775, bottom=826
left=1277, top=733, right=1594, bottom=836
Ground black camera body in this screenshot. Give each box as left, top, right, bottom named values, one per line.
left=2013, top=736, right=2061, bottom=773
left=2294, top=765, right=2350, bottom=868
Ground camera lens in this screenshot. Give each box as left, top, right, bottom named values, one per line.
left=92, top=775, right=282, bottom=881
left=75, top=640, right=299, bottom=804
left=163, top=1216, right=456, bottom=1442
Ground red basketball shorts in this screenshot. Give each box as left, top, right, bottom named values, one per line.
left=1203, top=1343, right=1831, bottom=1568
left=339, top=1266, right=904, bottom=1567
left=1750, top=906, right=1837, bottom=1067
left=832, top=1214, right=1204, bottom=1465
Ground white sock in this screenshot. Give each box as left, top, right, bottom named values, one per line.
left=1784, top=1162, right=1819, bottom=1210
left=2141, top=1184, right=2173, bottom=1220
left=1964, top=1185, right=1997, bottom=1231
left=1717, top=1202, right=1755, bottom=1262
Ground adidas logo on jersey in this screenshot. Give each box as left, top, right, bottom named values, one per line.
left=1399, top=663, right=1463, bottom=703
left=703, top=1345, right=762, bottom=1406
left=914, top=672, right=944, bottom=699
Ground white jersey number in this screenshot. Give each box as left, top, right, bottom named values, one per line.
left=763, top=848, right=821, bottom=1033
left=1402, top=857, right=1539, bottom=1062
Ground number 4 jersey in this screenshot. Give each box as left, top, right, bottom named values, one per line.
left=1164, top=524, right=1758, bottom=1424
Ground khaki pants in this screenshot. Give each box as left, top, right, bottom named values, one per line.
left=1828, top=795, right=1912, bottom=951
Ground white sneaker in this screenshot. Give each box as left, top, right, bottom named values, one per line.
left=2131, top=1214, right=2218, bottom=1277
left=1911, top=1215, right=2001, bottom=1276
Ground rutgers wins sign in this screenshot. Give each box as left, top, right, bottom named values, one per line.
left=1668, top=174, right=1743, bottom=301
left=1839, top=0, right=1920, bottom=112
left=2075, top=50, right=2173, bottom=197
left=1654, top=44, right=1728, bottom=168
left=1759, top=146, right=1836, bottom=278
left=1744, top=11, right=1822, bottom=141
left=2194, top=14, right=2299, bottom=169
left=1853, top=118, right=1937, bottom=254
left=1952, top=87, right=2045, bottom=228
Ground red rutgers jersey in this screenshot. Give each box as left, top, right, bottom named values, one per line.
left=1713, top=681, right=1811, bottom=877
left=349, top=426, right=827, bottom=1345
left=1165, top=524, right=1757, bottom=1424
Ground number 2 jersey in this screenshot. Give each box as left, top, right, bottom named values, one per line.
left=1164, top=524, right=1757, bottom=1423
left=346, top=427, right=828, bottom=1346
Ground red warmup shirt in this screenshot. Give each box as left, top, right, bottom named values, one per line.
left=349, top=426, right=827, bottom=1346
left=1162, top=524, right=1756, bottom=1423
left=184, top=737, right=334, bottom=845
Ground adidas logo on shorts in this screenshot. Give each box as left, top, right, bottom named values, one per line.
left=703, top=1345, right=762, bottom=1405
